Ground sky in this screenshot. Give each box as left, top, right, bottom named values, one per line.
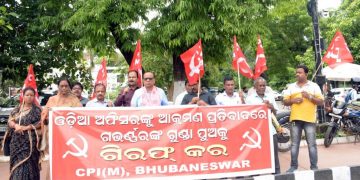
left=318, top=0, right=342, bottom=11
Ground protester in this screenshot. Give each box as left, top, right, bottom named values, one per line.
left=72, top=82, right=89, bottom=107
left=283, top=65, right=324, bottom=172
left=181, top=81, right=217, bottom=106
left=6, top=87, right=42, bottom=180
left=248, top=84, right=275, bottom=97
left=131, top=72, right=168, bottom=107
left=246, top=77, right=281, bottom=174
left=86, top=83, right=114, bottom=107
left=216, top=76, right=245, bottom=105
left=41, top=77, right=82, bottom=180
left=345, top=82, right=359, bottom=103
left=114, top=70, right=140, bottom=107
left=174, top=80, right=192, bottom=105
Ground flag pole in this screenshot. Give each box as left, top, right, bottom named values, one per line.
left=311, top=61, right=324, bottom=81
left=237, top=61, right=241, bottom=90
left=197, top=78, right=201, bottom=98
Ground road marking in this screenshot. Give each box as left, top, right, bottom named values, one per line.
left=331, top=166, right=351, bottom=180
left=294, top=170, right=314, bottom=180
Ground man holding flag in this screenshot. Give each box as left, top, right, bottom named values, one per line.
left=114, top=70, right=140, bottom=107
left=115, top=40, right=142, bottom=106
left=215, top=76, right=245, bottom=105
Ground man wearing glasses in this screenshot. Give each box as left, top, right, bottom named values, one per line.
left=114, top=70, right=140, bottom=106
left=131, top=72, right=168, bottom=107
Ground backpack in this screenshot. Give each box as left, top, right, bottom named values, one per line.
left=345, top=89, right=355, bottom=103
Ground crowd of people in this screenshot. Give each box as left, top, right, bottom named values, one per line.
left=2, top=65, right=327, bottom=179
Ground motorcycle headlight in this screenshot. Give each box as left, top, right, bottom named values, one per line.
left=332, top=108, right=343, bottom=115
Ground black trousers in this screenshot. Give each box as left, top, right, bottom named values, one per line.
left=273, top=134, right=281, bottom=174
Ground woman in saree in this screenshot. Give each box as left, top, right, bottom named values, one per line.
left=7, top=87, right=42, bottom=180
left=41, top=77, right=82, bottom=179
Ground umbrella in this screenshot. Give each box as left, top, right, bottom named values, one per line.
left=322, top=63, right=360, bottom=81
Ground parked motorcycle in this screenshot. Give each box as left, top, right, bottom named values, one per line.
left=324, top=100, right=360, bottom=148
left=276, top=111, right=291, bottom=152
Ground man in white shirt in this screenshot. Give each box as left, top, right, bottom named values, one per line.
left=215, top=76, right=245, bottom=105
left=246, top=77, right=281, bottom=174
left=174, top=80, right=192, bottom=105
left=86, top=83, right=114, bottom=107
left=131, top=72, right=168, bottom=107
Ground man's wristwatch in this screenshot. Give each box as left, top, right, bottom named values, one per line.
left=309, top=95, right=313, bottom=101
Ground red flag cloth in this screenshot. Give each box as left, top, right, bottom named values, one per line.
left=129, top=40, right=142, bottom=86
left=253, top=35, right=267, bottom=79
left=19, top=64, right=40, bottom=105
left=232, top=36, right=254, bottom=79
left=180, top=39, right=204, bottom=85
left=323, top=31, right=353, bottom=68
left=91, top=58, right=107, bottom=99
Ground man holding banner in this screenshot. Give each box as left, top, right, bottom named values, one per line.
left=86, top=83, right=114, bottom=107
left=181, top=81, right=216, bottom=106
left=131, top=72, right=168, bottom=107
left=216, top=76, right=245, bottom=106
left=246, top=77, right=281, bottom=174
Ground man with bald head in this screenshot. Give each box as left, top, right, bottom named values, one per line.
left=246, top=77, right=281, bottom=174
left=131, top=72, right=168, bottom=107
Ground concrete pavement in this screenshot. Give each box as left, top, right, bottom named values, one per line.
left=279, top=140, right=360, bottom=173
left=1, top=141, right=360, bottom=179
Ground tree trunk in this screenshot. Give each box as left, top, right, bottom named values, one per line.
left=109, top=23, right=133, bottom=65
left=172, top=53, right=186, bottom=102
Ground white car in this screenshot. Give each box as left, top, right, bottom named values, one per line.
left=273, top=91, right=283, bottom=101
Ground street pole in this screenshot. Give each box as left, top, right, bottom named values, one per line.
left=308, top=0, right=326, bottom=123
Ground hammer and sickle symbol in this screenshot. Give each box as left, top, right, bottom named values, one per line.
left=62, top=134, right=88, bottom=159
left=189, top=51, right=203, bottom=77
left=240, top=127, right=262, bottom=151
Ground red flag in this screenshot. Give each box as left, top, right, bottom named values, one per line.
left=323, top=31, right=353, bottom=68
left=19, top=64, right=40, bottom=105
left=129, top=40, right=142, bottom=86
left=91, top=58, right=107, bottom=99
left=180, top=39, right=204, bottom=85
left=253, top=35, right=267, bottom=79
left=232, top=36, right=254, bottom=79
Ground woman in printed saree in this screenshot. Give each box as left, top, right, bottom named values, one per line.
left=7, top=87, right=42, bottom=180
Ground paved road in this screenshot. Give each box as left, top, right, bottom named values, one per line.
left=1, top=142, right=360, bottom=179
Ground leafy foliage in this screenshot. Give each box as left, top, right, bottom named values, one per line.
left=265, top=0, right=313, bottom=89
left=145, top=0, right=276, bottom=90
left=0, top=0, right=92, bottom=94
left=321, top=0, right=360, bottom=65
left=2, top=0, right=359, bottom=97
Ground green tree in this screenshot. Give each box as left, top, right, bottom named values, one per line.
left=321, top=0, right=360, bottom=65
left=265, top=0, right=314, bottom=90
left=0, top=5, right=16, bottom=33
left=0, top=0, right=92, bottom=93
left=145, top=0, right=276, bottom=97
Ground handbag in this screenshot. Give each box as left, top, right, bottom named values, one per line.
left=1, top=129, right=11, bottom=156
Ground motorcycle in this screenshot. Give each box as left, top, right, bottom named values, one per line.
left=324, top=100, right=360, bottom=148
left=276, top=111, right=291, bottom=152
